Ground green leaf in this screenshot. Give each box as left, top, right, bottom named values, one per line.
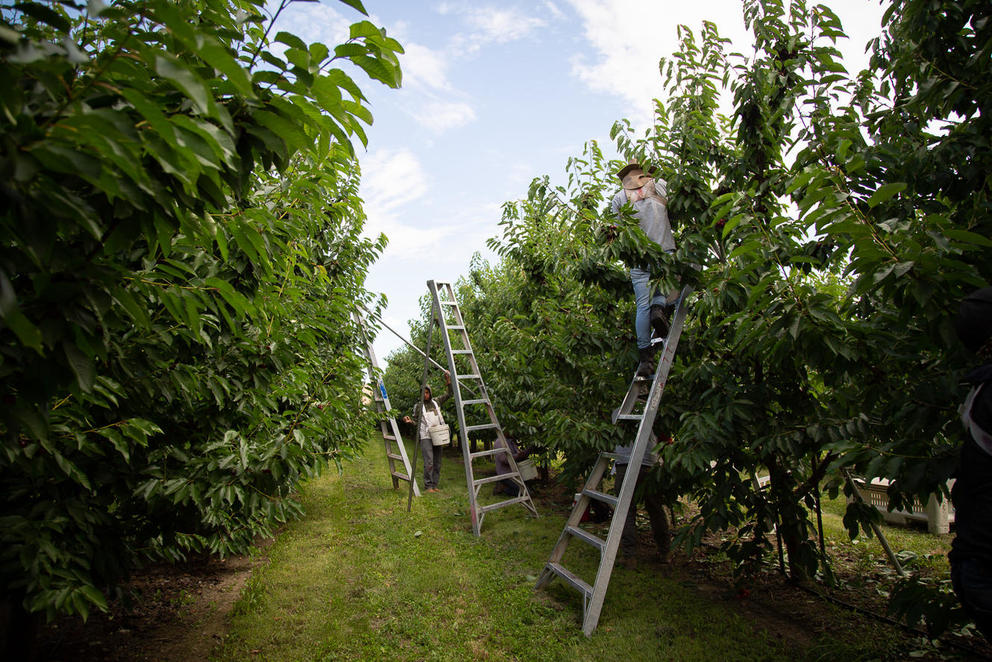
left=274, top=31, right=307, bottom=52
left=866, top=183, right=906, bottom=208
left=335, top=0, right=368, bottom=15
left=205, top=277, right=250, bottom=317
left=63, top=342, right=95, bottom=392
left=0, top=271, right=44, bottom=353
left=154, top=54, right=214, bottom=118
left=13, top=2, right=71, bottom=32
left=943, top=229, right=992, bottom=248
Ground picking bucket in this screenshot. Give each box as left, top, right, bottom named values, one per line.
left=428, top=424, right=450, bottom=446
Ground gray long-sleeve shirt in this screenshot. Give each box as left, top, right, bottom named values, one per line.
left=609, top=178, right=676, bottom=252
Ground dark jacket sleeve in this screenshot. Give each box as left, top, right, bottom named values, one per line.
left=436, top=381, right=453, bottom=407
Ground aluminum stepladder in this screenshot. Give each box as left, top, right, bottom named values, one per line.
left=535, top=286, right=692, bottom=636
left=353, top=311, right=421, bottom=498
left=424, top=280, right=538, bottom=536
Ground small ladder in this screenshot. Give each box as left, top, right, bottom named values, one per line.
left=535, top=286, right=692, bottom=636
left=354, top=311, right=420, bottom=498
left=425, top=280, right=538, bottom=536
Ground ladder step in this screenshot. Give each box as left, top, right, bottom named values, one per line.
left=383, top=434, right=396, bottom=441
left=451, top=349, right=473, bottom=355
left=466, top=423, right=498, bottom=433
left=459, top=374, right=482, bottom=380
left=470, top=448, right=505, bottom=460
left=582, top=488, right=618, bottom=507
left=544, top=562, right=592, bottom=597
left=447, top=325, right=466, bottom=331
left=390, top=471, right=411, bottom=481
left=565, top=525, right=605, bottom=551
left=440, top=300, right=457, bottom=306
left=615, top=414, right=643, bottom=422
left=462, top=399, right=489, bottom=406
left=600, top=452, right=622, bottom=461
left=474, top=473, right=518, bottom=487
left=386, top=453, right=403, bottom=461
left=478, top=495, right=531, bottom=514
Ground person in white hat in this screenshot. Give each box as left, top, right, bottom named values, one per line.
left=609, top=159, right=678, bottom=377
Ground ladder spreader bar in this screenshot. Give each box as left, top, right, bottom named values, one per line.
left=479, top=495, right=531, bottom=514
left=474, top=473, right=519, bottom=487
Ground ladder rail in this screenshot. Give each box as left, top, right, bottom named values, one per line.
left=427, top=280, right=539, bottom=535
left=354, top=311, right=420, bottom=498
left=536, top=286, right=693, bottom=636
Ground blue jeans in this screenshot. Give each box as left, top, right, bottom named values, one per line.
left=630, top=267, right=671, bottom=350
left=952, top=556, right=992, bottom=640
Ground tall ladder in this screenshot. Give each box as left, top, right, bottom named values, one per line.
left=425, top=280, right=538, bottom=536
left=354, top=311, right=420, bottom=498
left=535, top=286, right=692, bottom=636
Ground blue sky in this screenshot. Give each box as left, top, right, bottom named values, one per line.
left=278, top=0, right=889, bottom=364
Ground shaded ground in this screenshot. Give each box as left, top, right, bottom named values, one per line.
left=38, top=549, right=266, bottom=662
left=34, top=474, right=992, bottom=661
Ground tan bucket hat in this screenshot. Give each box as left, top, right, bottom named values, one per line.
left=617, top=158, right=658, bottom=190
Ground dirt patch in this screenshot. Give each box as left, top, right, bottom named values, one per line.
left=37, top=547, right=267, bottom=662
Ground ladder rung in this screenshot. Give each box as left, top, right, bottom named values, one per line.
left=440, top=300, right=457, bottom=306
left=386, top=453, right=403, bottom=461
left=600, top=452, right=622, bottom=461
left=565, top=525, right=605, bottom=551
left=479, top=495, right=530, bottom=514
left=544, top=562, right=592, bottom=597
left=582, top=488, right=618, bottom=508
left=462, top=399, right=489, bottom=406
left=459, top=374, right=482, bottom=380
left=447, top=325, right=466, bottom=331
left=474, top=473, right=517, bottom=487
left=451, top=349, right=473, bottom=355
left=390, top=471, right=411, bottom=481
left=615, top=414, right=643, bottom=422
left=470, top=448, right=504, bottom=460
left=466, top=423, right=497, bottom=433
left=383, top=434, right=396, bottom=441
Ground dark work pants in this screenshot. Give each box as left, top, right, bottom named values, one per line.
left=952, top=556, right=992, bottom=640
left=615, top=463, right=671, bottom=557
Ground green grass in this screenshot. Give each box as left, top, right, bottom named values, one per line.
left=819, top=493, right=952, bottom=580
left=213, top=436, right=797, bottom=662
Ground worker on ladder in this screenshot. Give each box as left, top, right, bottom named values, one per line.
left=610, top=158, right=679, bottom=377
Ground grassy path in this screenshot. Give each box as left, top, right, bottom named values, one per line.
left=213, top=437, right=797, bottom=661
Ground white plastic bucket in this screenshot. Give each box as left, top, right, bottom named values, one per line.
left=428, top=424, right=450, bottom=446
left=517, top=459, right=538, bottom=481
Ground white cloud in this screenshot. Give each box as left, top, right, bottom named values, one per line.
left=361, top=148, right=429, bottom=215
left=410, top=99, right=477, bottom=133
left=272, top=2, right=351, bottom=49
left=564, top=0, right=888, bottom=129
left=359, top=148, right=475, bottom=260
left=466, top=7, right=547, bottom=43
left=439, top=4, right=548, bottom=54
left=401, top=42, right=455, bottom=92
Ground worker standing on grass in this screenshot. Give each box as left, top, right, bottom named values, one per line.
left=403, top=372, right=451, bottom=493
left=609, top=158, right=679, bottom=378
left=613, top=433, right=673, bottom=567
left=950, top=287, right=992, bottom=640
